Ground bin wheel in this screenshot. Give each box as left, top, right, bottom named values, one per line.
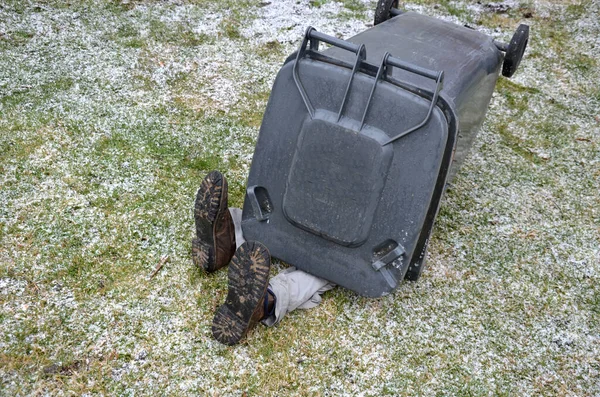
left=502, top=24, right=529, bottom=78
left=374, top=0, right=399, bottom=26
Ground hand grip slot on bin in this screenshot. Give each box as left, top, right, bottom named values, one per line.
left=246, top=185, right=273, bottom=222
left=372, top=242, right=406, bottom=289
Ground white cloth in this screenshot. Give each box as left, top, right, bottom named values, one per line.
left=229, top=208, right=245, bottom=250
left=229, top=208, right=336, bottom=326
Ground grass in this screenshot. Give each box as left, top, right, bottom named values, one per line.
left=1, top=0, right=599, bottom=395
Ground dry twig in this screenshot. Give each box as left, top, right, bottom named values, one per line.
left=149, top=255, right=169, bottom=279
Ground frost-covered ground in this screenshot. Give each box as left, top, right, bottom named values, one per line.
left=1, top=0, right=599, bottom=395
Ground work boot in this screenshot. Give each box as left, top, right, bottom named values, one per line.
left=192, top=170, right=236, bottom=273
left=212, top=241, right=275, bottom=345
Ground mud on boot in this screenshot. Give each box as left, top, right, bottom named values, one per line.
left=211, top=241, right=271, bottom=345
left=192, top=170, right=236, bottom=273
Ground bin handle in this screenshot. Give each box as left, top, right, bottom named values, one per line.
left=293, top=27, right=366, bottom=119
left=360, top=52, right=444, bottom=145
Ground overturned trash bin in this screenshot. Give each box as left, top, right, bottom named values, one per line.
left=241, top=4, right=529, bottom=297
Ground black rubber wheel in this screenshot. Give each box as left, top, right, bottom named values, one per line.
left=502, top=24, right=529, bottom=78
left=374, top=0, right=399, bottom=26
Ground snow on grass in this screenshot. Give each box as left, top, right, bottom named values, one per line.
left=241, top=0, right=373, bottom=45
left=1, top=0, right=599, bottom=395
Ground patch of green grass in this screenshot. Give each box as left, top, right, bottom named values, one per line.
left=93, top=132, right=130, bottom=153
left=587, top=289, right=600, bottom=316
left=497, top=85, right=530, bottom=116
left=497, top=78, right=541, bottom=96
left=148, top=19, right=212, bottom=46
left=495, top=78, right=543, bottom=118
left=256, top=40, right=284, bottom=59
left=220, top=17, right=242, bottom=39
left=571, top=52, right=597, bottom=73
left=441, top=0, right=474, bottom=23
left=309, top=0, right=330, bottom=8
left=0, top=0, right=30, bottom=14
left=565, top=1, right=589, bottom=18
left=532, top=119, right=573, bottom=149
left=0, top=77, right=74, bottom=108
left=123, top=37, right=146, bottom=48
left=7, top=30, right=35, bottom=46
left=496, top=123, right=544, bottom=164
left=341, top=0, right=367, bottom=13
left=180, top=152, right=226, bottom=173
left=540, top=24, right=584, bottom=71
left=104, top=0, right=138, bottom=13
left=592, top=87, right=600, bottom=101
left=0, top=126, right=46, bottom=163
left=116, top=23, right=138, bottom=39
left=336, top=0, right=370, bottom=21
left=547, top=25, right=569, bottom=45
left=238, top=88, right=270, bottom=128
left=109, top=23, right=147, bottom=48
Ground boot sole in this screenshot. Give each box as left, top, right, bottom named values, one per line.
left=191, top=237, right=215, bottom=273
left=212, top=241, right=271, bottom=345
left=193, top=170, right=227, bottom=272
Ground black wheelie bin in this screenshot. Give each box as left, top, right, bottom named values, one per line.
left=240, top=4, right=529, bottom=297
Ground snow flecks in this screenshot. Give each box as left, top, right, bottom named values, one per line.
left=242, top=0, right=373, bottom=45
left=0, top=278, right=27, bottom=297
left=1, top=0, right=599, bottom=395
